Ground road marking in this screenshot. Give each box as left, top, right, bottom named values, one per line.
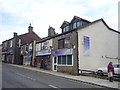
left=49, top=85, right=57, bottom=88
left=49, top=85, right=63, bottom=90
left=16, top=73, right=36, bottom=81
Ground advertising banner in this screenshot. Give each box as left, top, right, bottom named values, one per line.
left=83, top=36, right=90, bottom=56
left=52, top=49, right=73, bottom=56
left=36, top=49, right=51, bottom=56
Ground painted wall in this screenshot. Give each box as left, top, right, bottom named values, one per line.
left=78, top=21, right=119, bottom=71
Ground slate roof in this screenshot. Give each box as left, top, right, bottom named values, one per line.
left=18, top=31, right=41, bottom=45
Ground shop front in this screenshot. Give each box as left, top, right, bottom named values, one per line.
left=2, top=49, right=14, bottom=63
left=52, top=49, right=73, bottom=72
left=23, top=51, right=32, bottom=66
left=36, top=49, right=52, bottom=70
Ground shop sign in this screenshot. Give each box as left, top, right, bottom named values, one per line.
left=36, top=49, right=51, bottom=56
left=2, top=50, right=13, bottom=54
left=52, top=49, right=73, bottom=56
left=23, top=51, right=32, bottom=56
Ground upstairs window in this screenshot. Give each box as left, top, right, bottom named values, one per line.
left=58, top=36, right=70, bottom=49
left=18, top=39, right=21, bottom=47
left=73, top=23, right=76, bottom=29
left=58, top=39, right=64, bottom=49
left=77, top=21, right=80, bottom=27
left=73, top=21, right=81, bottom=29
left=63, top=26, right=69, bottom=33
left=10, top=40, right=13, bottom=48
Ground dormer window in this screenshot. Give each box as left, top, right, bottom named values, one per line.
left=63, top=26, right=69, bottom=33
left=77, top=21, right=80, bottom=27
left=73, top=23, right=77, bottom=29
left=73, top=21, right=81, bottom=29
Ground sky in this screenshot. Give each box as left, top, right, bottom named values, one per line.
left=0, top=0, right=119, bottom=44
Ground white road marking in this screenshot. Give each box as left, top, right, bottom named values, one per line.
left=16, top=73, right=36, bottom=81
left=49, top=85, right=58, bottom=88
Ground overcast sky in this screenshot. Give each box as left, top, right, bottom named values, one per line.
left=0, top=0, right=119, bottom=44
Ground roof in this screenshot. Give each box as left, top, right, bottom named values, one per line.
left=60, top=21, right=70, bottom=28
left=18, top=31, right=41, bottom=45
left=37, top=18, right=120, bottom=43
left=81, top=18, right=120, bottom=34
left=70, top=16, right=91, bottom=23
left=2, top=31, right=41, bottom=45
left=60, top=16, right=91, bottom=29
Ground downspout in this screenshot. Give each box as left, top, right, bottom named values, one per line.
left=76, top=30, right=79, bottom=75
left=32, top=40, right=36, bottom=66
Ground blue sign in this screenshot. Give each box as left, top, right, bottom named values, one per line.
left=52, top=49, right=73, bottom=56
left=50, top=46, right=54, bottom=49
left=36, top=50, right=51, bottom=56
left=83, top=36, right=90, bottom=56
left=65, top=36, right=70, bottom=40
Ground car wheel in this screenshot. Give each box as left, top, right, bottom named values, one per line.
left=97, top=70, right=104, bottom=76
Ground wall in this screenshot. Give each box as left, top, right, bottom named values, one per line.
left=78, top=21, right=119, bottom=71
left=52, top=31, right=78, bottom=75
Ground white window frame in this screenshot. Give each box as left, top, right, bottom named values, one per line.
left=57, top=55, right=73, bottom=66
left=10, top=40, right=13, bottom=48
left=18, top=39, right=21, bottom=47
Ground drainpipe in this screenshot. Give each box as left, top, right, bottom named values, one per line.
left=32, top=40, right=36, bottom=66
left=76, top=31, right=79, bottom=75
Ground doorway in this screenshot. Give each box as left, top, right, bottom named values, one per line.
left=53, top=57, right=57, bottom=71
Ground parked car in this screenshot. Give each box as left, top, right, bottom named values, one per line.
left=96, top=64, right=120, bottom=76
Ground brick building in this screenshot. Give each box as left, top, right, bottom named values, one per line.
left=2, top=24, right=40, bottom=64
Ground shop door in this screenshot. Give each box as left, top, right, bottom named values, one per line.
left=53, top=57, right=57, bottom=71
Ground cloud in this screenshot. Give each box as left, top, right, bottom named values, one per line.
left=0, top=0, right=119, bottom=44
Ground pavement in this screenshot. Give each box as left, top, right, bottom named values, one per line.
left=8, top=64, right=120, bottom=89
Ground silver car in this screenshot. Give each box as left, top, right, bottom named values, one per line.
left=96, top=64, right=120, bottom=76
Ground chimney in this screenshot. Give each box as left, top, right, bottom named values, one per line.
left=14, top=32, right=17, bottom=37
left=28, top=23, right=33, bottom=33
left=48, top=26, right=56, bottom=37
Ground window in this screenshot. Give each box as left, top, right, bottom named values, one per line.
left=58, top=56, right=61, bottom=64
left=67, top=55, right=72, bottom=65
left=58, top=55, right=72, bottom=66
left=63, top=26, right=69, bottom=33
left=5, top=42, right=7, bottom=48
left=77, top=21, right=80, bottom=27
left=64, top=39, right=68, bottom=48
left=10, top=40, right=13, bottom=48
left=58, top=39, right=64, bottom=49
left=26, top=45, right=29, bottom=51
left=62, top=56, right=66, bottom=64
left=73, top=22, right=76, bottom=29
left=63, top=28, right=66, bottom=32
left=17, top=39, right=21, bottom=47
left=66, top=26, right=69, bottom=31
left=58, top=37, right=70, bottom=49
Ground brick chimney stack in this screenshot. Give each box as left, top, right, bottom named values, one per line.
left=14, top=32, right=17, bottom=37
left=28, top=23, right=33, bottom=33
left=48, top=26, right=56, bottom=37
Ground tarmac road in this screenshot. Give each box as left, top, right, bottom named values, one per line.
left=2, top=63, right=103, bottom=89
